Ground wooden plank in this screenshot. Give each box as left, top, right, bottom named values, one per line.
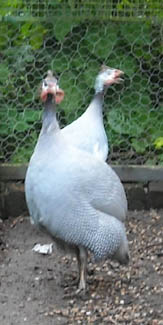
left=148, top=181, right=163, bottom=192
left=0, top=164, right=163, bottom=182
left=0, top=164, right=28, bottom=181
left=113, top=165, right=163, bottom=182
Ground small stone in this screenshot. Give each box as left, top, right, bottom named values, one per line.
left=152, top=321, right=158, bottom=325
left=86, top=311, right=92, bottom=316
left=62, top=309, right=69, bottom=316
left=34, top=277, right=40, bottom=281
left=49, top=311, right=54, bottom=316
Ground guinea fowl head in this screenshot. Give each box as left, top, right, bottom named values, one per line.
left=113, top=233, right=130, bottom=265
left=94, top=65, right=124, bottom=94
left=40, top=70, right=64, bottom=104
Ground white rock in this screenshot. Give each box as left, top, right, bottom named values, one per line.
left=32, top=243, right=53, bottom=255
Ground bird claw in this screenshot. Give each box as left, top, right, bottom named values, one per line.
left=63, top=284, right=88, bottom=300
left=75, top=278, right=88, bottom=296
left=75, top=286, right=89, bottom=300
left=75, top=287, right=86, bottom=295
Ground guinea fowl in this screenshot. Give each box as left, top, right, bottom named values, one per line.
left=25, top=71, right=129, bottom=292
left=62, top=65, right=124, bottom=161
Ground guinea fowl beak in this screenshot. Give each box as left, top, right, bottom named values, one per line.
left=114, top=69, right=124, bottom=84
left=41, top=83, right=64, bottom=104
left=104, top=69, right=124, bottom=86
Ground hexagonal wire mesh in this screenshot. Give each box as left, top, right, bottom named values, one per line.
left=0, top=1, right=162, bottom=165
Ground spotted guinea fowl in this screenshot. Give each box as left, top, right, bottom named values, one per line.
left=62, top=65, right=124, bottom=161
left=25, top=71, right=129, bottom=292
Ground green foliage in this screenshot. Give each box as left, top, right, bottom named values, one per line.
left=154, top=137, right=163, bottom=149
left=11, top=131, right=38, bottom=163
left=84, top=24, right=118, bottom=59
left=117, top=0, right=163, bottom=19
left=54, top=16, right=77, bottom=41
left=0, top=0, right=162, bottom=164
left=0, top=107, right=41, bottom=162
left=107, top=106, right=163, bottom=155
left=20, top=22, right=47, bottom=49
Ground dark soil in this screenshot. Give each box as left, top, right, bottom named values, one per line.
left=0, top=210, right=163, bottom=325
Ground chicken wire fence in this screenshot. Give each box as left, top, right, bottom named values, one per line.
left=0, top=1, right=163, bottom=165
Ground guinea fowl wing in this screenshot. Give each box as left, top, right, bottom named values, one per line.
left=27, top=142, right=127, bottom=232
left=26, top=142, right=129, bottom=264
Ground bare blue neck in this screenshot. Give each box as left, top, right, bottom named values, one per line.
left=86, top=92, right=104, bottom=117
left=94, top=91, right=104, bottom=101
left=42, top=96, right=59, bottom=133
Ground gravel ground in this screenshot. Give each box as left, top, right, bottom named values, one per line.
left=0, top=209, right=163, bottom=325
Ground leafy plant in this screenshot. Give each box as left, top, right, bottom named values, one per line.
left=0, top=0, right=162, bottom=165
left=154, top=137, right=163, bottom=149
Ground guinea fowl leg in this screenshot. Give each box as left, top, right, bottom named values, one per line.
left=76, top=246, right=88, bottom=292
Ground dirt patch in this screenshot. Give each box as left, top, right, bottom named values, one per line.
left=0, top=210, right=163, bottom=325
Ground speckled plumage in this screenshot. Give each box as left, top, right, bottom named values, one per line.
left=25, top=109, right=128, bottom=256
left=26, top=133, right=128, bottom=261
left=25, top=73, right=129, bottom=291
